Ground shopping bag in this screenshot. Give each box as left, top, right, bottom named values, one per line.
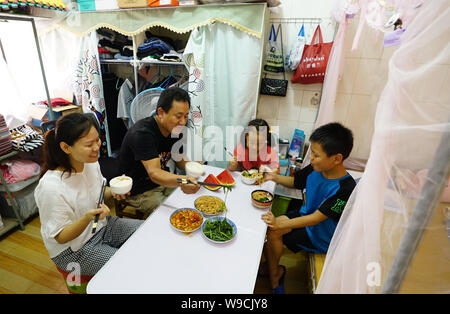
left=286, top=24, right=306, bottom=71
left=264, top=24, right=285, bottom=73
left=291, top=25, right=333, bottom=84
left=261, top=23, right=288, bottom=96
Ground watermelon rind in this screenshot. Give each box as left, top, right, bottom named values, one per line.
left=216, top=169, right=236, bottom=187
left=204, top=174, right=221, bottom=191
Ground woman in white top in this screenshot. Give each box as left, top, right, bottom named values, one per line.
left=34, top=113, right=142, bottom=276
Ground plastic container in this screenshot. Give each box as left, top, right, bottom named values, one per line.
left=288, top=129, right=305, bottom=159
left=148, top=0, right=178, bottom=7
left=278, top=138, right=289, bottom=160
left=271, top=195, right=291, bottom=217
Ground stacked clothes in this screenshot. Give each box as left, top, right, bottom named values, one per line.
left=137, top=32, right=183, bottom=60
left=0, top=160, right=40, bottom=184
left=137, top=37, right=173, bottom=60
left=97, top=28, right=134, bottom=60
left=9, top=124, right=44, bottom=153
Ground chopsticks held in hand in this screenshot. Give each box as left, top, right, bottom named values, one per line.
left=224, top=147, right=246, bottom=171
left=92, top=178, right=107, bottom=234
left=176, top=178, right=232, bottom=189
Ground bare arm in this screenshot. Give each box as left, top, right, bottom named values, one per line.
left=264, top=172, right=295, bottom=188
left=141, top=158, right=200, bottom=193
left=261, top=209, right=328, bottom=231
left=54, top=204, right=110, bottom=244
left=142, top=158, right=183, bottom=187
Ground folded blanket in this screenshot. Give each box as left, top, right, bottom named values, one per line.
left=9, top=125, right=44, bottom=152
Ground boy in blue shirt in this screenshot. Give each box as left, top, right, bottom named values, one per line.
left=261, top=122, right=356, bottom=294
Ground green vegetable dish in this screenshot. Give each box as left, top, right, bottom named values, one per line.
left=203, top=219, right=234, bottom=242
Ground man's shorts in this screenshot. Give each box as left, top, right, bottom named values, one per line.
left=125, top=186, right=176, bottom=217
left=282, top=210, right=317, bottom=253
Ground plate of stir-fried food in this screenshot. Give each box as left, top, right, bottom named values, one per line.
left=194, top=196, right=226, bottom=216
left=170, top=208, right=203, bottom=233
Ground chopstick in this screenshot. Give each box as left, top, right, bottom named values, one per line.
left=223, top=147, right=247, bottom=171
left=92, top=178, right=107, bottom=234
left=176, top=178, right=232, bottom=188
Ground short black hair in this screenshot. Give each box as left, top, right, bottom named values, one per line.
left=157, top=87, right=190, bottom=113
left=309, top=122, right=353, bottom=160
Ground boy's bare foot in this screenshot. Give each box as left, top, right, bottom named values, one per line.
left=257, top=261, right=269, bottom=277
left=269, top=265, right=286, bottom=289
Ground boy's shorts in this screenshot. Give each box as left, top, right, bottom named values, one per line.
left=282, top=210, right=317, bottom=253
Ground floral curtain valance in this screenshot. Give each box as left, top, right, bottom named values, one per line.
left=38, top=3, right=266, bottom=38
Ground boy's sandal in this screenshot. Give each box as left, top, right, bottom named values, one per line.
left=272, top=265, right=286, bottom=294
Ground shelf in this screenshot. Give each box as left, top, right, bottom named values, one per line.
left=0, top=150, right=18, bottom=162
left=0, top=217, right=20, bottom=237
left=100, top=59, right=185, bottom=66
left=80, top=2, right=263, bottom=13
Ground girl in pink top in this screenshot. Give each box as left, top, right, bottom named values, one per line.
left=228, top=119, right=280, bottom=173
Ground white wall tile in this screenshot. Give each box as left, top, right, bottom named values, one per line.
left=277, top=89, right=302, bottom=121
left=299, top=90, right=321, bottom=123
left=352, top=58, right=381, bottom=95
left=337, top=57, right=359, bottom=94
left=333, top=92, right=351, bottom=123
left=343, top=17, right=363, bottom=58
left=361, top=27, right=384, bottom=60
left=257, top=94, right=280, bottom=120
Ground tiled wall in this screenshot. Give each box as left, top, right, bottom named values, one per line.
left=257, top=1, right=400, bottom=161
left=256, top=0, right=335, bottom=144
left=333, top=18, right=397, bottom=160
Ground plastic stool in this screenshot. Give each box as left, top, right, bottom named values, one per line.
left=56, top=267, right=93, bottom=294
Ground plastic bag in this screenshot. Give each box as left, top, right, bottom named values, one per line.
left=291, top=25, right=333, bottom=84
left=286, top=24, right=306, bottom=71
left=264, top=24, right=285, bottom=73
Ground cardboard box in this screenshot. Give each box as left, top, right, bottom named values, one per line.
left=28, top=104, right=82, bottom=128
left=77, top=0, right=119, bottom=11
left=118, top=0, right=147, bottom=8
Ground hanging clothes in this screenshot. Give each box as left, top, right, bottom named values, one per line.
left=117, top=79, right=135, bottom=129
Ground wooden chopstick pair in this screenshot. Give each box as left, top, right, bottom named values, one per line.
left=176, top=177, right=230, bottom=188
left=224, top=147, right=247, bottom=171
left=92, top=178, right=107, bottom=234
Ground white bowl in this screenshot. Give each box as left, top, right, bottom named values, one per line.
left=241, top=174, right=256, bottom=185
left=240, top=169, right=258, bottom=185
left=109, top=176, right=133, bottom=195
left=185, top=161, right=204, bottom=178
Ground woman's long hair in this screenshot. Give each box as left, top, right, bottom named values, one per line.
left=40, top=113, right=100, bottom=178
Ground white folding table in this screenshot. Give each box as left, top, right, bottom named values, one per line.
left=87, top=165, right=275, bottom=293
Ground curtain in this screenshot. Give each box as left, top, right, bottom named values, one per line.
left=39, top=28, right=110, bottom=157
left=183, top=23, right=264, bottom=168
left=317, top=0, right=450, bottom=293
left=0, top=19, right=47, bottom=128
left=39, top=4, right=265, bottom=39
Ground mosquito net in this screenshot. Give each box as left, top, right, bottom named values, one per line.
left=317, top=0, right=450, bottom=293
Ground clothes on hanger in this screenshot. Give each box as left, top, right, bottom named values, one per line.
left=117, top=79, right=135, bottom=129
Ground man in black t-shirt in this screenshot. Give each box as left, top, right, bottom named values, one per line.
left=114, top=87, right=200, bottom=217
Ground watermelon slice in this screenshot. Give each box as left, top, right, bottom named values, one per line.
left=216, top=169, right=235, bottom=186
left=203, top=174, right=221, bottom=191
